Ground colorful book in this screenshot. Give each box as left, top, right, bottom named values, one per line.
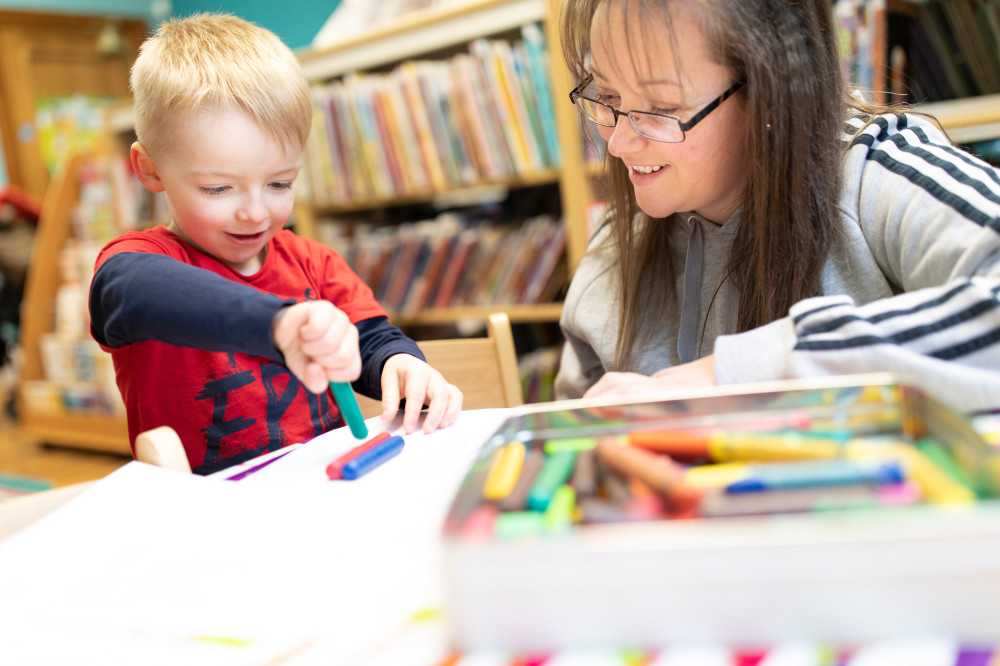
left=400, top=60, right=448, bottom=190
left=521, top=23, right=561, bottom=167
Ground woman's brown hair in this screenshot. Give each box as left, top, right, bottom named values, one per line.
left=562, top=0, right=855, bottom=369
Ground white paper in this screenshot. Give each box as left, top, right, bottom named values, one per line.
left=0, top=409, right=514, bottom=665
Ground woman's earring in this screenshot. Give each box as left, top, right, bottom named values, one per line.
left=765, top=123, right=772, bottom=129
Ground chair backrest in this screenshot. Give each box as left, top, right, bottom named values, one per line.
left=355, top=311, right=523, bottom=418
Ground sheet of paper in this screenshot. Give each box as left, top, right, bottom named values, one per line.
left=0, top=408, right=514, bottom=665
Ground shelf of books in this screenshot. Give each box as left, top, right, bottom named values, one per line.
left=300, top=0, right=549, bottom=81
left=837, top=0, right=1000, bottom=160
left=297, top=0, right=594, bottom=329
left=18, top=153, right=138, bottom=454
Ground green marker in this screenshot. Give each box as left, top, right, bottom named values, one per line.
left=544, top=436, right=598, bottom=455
left=330, top=382, right=368, bottom=439
left=542, top=484, right=576, bottom=532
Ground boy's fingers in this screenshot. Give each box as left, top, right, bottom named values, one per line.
left=443, top=386, right=463, bottom=427
left=324, top=354, right=361, bottom=384
left=420, top=381, right=449, bottom=433
left=380, top=374, right=401, bottom=422
left=401, top=376, right=427, bottom=434
left=298, top=301, right=346, bottom=340
left=302, top=362, right=328, bottom=395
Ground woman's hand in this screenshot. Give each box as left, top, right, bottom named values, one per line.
left=583, top=355, right=716, bottom=399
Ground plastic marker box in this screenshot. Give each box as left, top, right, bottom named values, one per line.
left=441, top=374, right=1000, bottom=653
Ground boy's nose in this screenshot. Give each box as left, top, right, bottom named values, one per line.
left=236, top=195, right=268, bottom=223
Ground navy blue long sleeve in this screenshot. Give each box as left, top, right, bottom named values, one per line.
left=90, top=251, right=423, bottom=399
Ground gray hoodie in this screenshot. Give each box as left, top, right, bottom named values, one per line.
left=555, top=113, right=1000, bottom=412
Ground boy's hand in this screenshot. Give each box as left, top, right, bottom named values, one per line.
left=272, top=301, right=361, bottom=394
left=380, top=354, right=463, bottom=433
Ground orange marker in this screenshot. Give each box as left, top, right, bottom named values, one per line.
left=628, top=429, right=715, bottom=460
left=596, top=436, right=702, bottom=516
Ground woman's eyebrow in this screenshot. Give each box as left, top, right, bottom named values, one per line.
left=590, top=64, right=681, bottom=90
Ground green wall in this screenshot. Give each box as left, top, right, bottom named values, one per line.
left=170, top=0, right=341, bottom=50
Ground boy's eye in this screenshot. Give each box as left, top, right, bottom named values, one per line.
left=200, top=185, right=228, bottom=195
left=269, top=181, right=294, bottom=190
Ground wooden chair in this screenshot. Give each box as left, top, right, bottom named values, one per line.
left=134, top=425, right=192, bottom=473
left=355, top=311, right=523, bottom=418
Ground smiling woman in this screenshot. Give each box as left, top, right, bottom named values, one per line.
left=553, top=0, right=1000, bottom=417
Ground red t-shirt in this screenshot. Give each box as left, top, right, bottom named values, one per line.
left=94, top=227, right=386, bottom=473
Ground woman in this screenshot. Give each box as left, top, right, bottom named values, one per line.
left=554, top=0, right=1000, bottom=413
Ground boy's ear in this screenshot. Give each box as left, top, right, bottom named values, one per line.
left=130, top=141, right=165, bottom=192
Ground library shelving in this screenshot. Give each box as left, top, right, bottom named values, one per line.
left=18, top=153, right=131, bottom=454
left=294, top=0, right=591, bottom=328
left=837, top=0, right=1000, bottom=151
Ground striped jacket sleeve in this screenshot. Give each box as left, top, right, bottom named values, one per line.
left=714, top=113, right=1000, bottom=412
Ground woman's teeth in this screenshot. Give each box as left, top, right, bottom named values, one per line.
left=630, top=165, right=663, bottom=174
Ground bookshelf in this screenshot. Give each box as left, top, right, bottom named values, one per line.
left=18, top=153, right=130, bottom=454
left=916, top=93, right=1000, bottom=145
left=838, top=0, right=1000, bottom=152
left=295, top=0, right=591, bottom=327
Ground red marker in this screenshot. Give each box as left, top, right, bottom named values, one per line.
left=326, top=431, right=391, bottom=480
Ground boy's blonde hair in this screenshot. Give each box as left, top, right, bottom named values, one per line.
left=130, top=13, right=312, bottom=159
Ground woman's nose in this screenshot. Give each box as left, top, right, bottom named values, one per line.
left=604, top=115, right=645, bottom=157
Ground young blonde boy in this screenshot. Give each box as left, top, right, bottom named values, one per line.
left=89, top=14, right=461, bottom=474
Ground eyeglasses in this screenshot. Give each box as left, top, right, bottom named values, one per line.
left=569, top=74, right=745, bottom=143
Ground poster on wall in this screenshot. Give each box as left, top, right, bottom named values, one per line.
left=35, top=94, right=114, bottom=175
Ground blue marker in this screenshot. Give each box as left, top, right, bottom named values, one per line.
left=331, top=382, right=368, bottom=439
left=340, top=435, right=405, bottom=480
left=725, top=459, right=905, bottom=493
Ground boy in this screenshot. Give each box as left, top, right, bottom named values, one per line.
left=89, top=13, right=462, bottom=474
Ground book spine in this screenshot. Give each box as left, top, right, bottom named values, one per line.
left=520, top=23, right=561, bottom=168
left=400, top=61, right=448, bottom=190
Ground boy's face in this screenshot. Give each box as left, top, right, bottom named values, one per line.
left=136, top=108, right=301, bottom=275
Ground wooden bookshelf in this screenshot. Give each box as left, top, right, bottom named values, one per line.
left=311, top=168, right=561, bottom=216
left=299, top=0, right=548, bottom=80
left=916, top=94, right=1000, bottom=145
left=389, top=303, right=562, bottom=327
left=17, top=152, right=131, bottom=455
left=297, top=0, right=592, bottom=323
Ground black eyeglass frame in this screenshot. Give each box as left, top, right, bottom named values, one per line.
left=568, top=74, right=745, bottom=143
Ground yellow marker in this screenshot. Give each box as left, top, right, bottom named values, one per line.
left=192, top=636, right=253, bottom=647
left=683, top=462, right=750, bottom=489
left=482, top=440, right=526, bottom=500
left=846, top=442, right=975, bottom=504
left=708, top=431, right=847, bottom=462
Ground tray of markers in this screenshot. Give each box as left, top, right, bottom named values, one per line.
left=442, top=374, right=1000, bottom=652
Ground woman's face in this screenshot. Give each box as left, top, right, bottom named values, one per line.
left=589, top=0, right=749, bottom=224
